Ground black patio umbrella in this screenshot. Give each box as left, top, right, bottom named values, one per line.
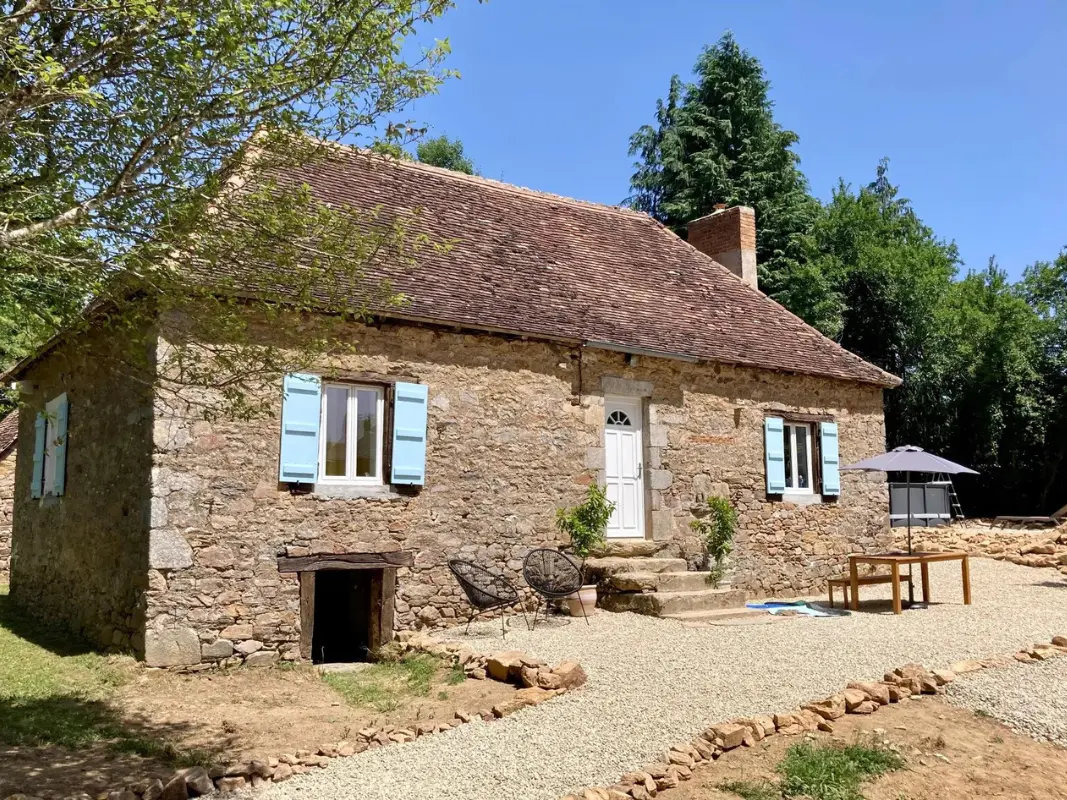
left=842, top=445, right=978, bottom=603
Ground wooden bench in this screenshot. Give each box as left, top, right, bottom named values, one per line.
left=827, top=573, right=912, bottom=608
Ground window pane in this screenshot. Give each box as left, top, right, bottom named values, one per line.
left=783, top=425, right=794, bottom=489
left=795, top=425, right=810, bottom=489
left=324, top=387, right=348, bottom=477
left=354, top=389, right=378, bottom=477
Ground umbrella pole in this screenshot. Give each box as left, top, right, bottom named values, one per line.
left=906, top=471, right=915, bottom=604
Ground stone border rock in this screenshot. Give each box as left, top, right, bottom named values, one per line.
left=558, top=635, right=1067, bottom=800
left=3, top=637, right=586, bottom=800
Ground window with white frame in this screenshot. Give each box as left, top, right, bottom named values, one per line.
left=318, top=384, right=384, bottom=484
left=783, top=421, right=813, bottom=493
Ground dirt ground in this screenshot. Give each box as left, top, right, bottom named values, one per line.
left=0, top=662, right=515, bottom=799
left=663, top=696, right=1067, bottom=800
left=117, top=662, right=515, bottom=760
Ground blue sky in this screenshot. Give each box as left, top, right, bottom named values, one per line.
left=402, top=0, right=1067, bottom=280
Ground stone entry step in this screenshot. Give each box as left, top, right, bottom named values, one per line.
left=598, top=586, right=747, bottom=616
left=585, top=556, right=689, bottom=580
left=603, top=570, right=711, bottom=594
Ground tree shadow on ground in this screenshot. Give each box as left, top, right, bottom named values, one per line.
left=1033, top=580, right=1067, bottom=590
left=0, top=590, right=99, bottom=657
left=0, top=695, right=226, bottom=797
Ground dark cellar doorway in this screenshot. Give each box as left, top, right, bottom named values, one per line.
left=311, top=570, right=372, bottom=664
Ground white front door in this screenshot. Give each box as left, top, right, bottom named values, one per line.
left=604, top=397, right=645, bottom=538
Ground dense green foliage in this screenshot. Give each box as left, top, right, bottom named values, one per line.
left=416, top=135, right=476, bottom=174
left=0, top=0, right=457, bottom=417
left=627, top=33, right=817, bottom=295
left=556, top=483, right=614, bottom=560
left=630, top=33, right=1067, bottom=517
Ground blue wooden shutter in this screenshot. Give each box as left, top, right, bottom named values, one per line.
left=391, top=382, right=428, bottom=485
left=279, top=373, right=321, bottom=484
left=52, top=394, right=69, bottom=496
left=764, top=416, right=786, bottom=494
left=31, top=412, right=46, bottom=499
left=820, top=421, right=841, bottom=496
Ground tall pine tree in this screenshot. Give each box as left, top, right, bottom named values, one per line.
left=627, top=33, right=816, bottom=296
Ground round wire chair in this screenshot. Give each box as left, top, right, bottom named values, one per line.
left=447, top=559, right=528, bottom=636
left=522, top=548, right=588, bottom=628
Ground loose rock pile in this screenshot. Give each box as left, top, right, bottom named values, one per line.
left=558, top=636, right=1067, bottom=800
left=3, top=636, right=584, bottom=800
left=396, top=631, right=589, bottom=715
left=1012, top=634, right=1067, bottom=663
left=905, top=521, right=1067, bottom=575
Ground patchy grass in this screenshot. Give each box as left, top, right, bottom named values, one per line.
left=322, top=654, right=453, bottom=713
left=0, top=584, right=207, bottom=765
left=717, top=740, right=904, bottom=800
left=777, top=740, right=904, bottom=800
left=446, top=664, right=467, bottom=685
left=718, top=779, right=781, bottom=800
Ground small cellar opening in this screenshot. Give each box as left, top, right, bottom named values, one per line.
left=311, top=570, right=373, bottom=664
left=284, top=552, right=406, bottom=663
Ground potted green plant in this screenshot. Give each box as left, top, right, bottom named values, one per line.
left=690, top=495, right=737, bottom=587
left=555, top=483, right=615, bottom=615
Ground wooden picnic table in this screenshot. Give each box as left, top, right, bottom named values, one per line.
left=848, top=551, right=971, bottom=615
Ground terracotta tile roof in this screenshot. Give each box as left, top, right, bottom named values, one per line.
left=249, top=147, right=899, bottom=387
left=0, top=411, right=16, bottom=457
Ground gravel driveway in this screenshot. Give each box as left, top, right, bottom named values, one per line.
left=946, top=654, right=1067, bottom=747
left=263, top=559, right=1067, bottom=800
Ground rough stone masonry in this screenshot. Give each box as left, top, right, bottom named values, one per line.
left=140, top=315, right=889, bottom=667
left=10, top=314, right=890, bottom=667
left=0, top=428, right=14, bottom=585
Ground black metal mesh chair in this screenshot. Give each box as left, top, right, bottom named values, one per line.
left=447, top=559, right=528, bottom=636
left=522, top=548, right=588, bottom=628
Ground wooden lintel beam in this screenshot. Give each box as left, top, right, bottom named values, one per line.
left=762, top=409, right=835, bottom=423
left=277, top=551, right=414, bottom=573
left=320, top=370, right=420, bottom=385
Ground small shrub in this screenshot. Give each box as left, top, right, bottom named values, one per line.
left=690, top=495, right=737, bottom=586
left=556, top=483, right=615, bottom=561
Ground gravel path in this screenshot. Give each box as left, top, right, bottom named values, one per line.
left=264, top=559, right=1067, bottom=800
left=946, top=654, right=1067, bottom=746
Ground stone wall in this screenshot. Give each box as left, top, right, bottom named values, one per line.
left=580, top=352, right=892, bottom=596
left=10, top=324, right=155, bottom=652
left=145, top=315, right=890, bottom=666
left=0, top=445, right=14, bottom=584
left=893, top=519, right=1067, bottom=574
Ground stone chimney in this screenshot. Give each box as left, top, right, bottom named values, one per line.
left=686, top=205, right=757, bottom=289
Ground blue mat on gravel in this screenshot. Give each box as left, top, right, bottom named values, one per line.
left=745, top=600, right=850, bottom=617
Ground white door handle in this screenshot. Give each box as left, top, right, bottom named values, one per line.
left=637, top=462, right=643, bottom=479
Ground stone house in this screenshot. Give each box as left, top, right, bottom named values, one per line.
left=0, top=412, right=15, bottom=584
left=4, top=148, right=897, bottom=667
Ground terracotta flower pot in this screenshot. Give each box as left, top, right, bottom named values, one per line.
left=562, top=584, right=597, bottom=617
